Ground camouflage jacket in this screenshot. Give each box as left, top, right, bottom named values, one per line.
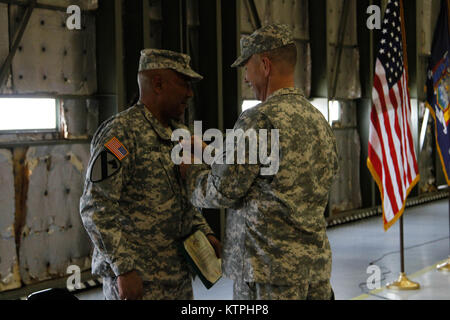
left=187, top=88, right=339, bottom=285
left=80, top=103, right=213, bottom=283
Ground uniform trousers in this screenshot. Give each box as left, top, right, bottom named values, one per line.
left=232, top=275, right=334, bottom=300
left=102, top=276, right=193, bottom=300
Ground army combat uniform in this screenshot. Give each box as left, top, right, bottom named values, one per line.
left=186, top=25, right=339, bottom=300
left=80, top=49, right=213, bottom=300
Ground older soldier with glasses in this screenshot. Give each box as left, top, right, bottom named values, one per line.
left=181, top=24, right=339, bottom=300
left=80, top=49, right=220, bottom=300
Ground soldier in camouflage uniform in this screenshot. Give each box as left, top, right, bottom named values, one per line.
left=182, top=24, right=339, bottom=300
left=80, top=49, right=220, bottom=300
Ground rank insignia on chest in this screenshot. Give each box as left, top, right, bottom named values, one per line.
left=104, top=137, right=129, bottom=161
left=89, top=150, right=122, bottom=183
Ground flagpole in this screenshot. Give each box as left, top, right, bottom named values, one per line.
left=387, top=216, right=420, bottom=290
left=386, top=0, right=420, bottom=290
left=400, top=216, right=405, bottom=273
left=436, top=0, right=450, bottom=274
left=436, top=187, right=450, bottom=271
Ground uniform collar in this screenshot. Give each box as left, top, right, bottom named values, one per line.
left=266, top=87, right=303, bottom=101
left=138, top=102, right=177, bottom=141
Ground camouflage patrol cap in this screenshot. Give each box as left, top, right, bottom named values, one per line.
left=139, top=49, right=203, bottom=82
left=231, top=24, right=295, bottom=68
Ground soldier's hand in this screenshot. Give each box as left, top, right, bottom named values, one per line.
left=191, top=135, right=207, bottom=151
left=117, top=270, right=143, bottom=300
left=179, top=156, right=202, bottom=180
left=207, top=234, right=222, bottom=259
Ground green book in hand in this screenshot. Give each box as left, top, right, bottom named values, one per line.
left=181, top=230, right=222, bottom=289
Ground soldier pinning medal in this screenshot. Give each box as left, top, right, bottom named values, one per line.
left=180, top=24, right=339, bottom=300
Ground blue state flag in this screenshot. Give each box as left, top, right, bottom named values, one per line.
left=426, top=0, right=450, bottom=185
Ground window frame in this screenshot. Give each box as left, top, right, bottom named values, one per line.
left=0, top=95, right=61, bottom=134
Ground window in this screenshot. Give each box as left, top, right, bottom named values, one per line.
left=309, top=98, right=329, bottom=121
left=241, top=100, right=260, bottom=113
left=0, top=98, right=58, bottom=131
left=328, top=100, right=341, bottom=125
left=419, top=102, right=429, bottom=152
left=242, top=98, right=342, bottom=127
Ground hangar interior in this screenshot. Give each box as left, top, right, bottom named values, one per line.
left=0, top=0, right=448, bottom=300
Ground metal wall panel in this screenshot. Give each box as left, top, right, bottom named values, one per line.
left=19, top=144, right=91, bottom=284
left=416, top=0, right=441, bottom=101
left=148, top=0, right=163, bottom=49
left=0, top=3, right=8, bottom=67
left=9, top=6, right=97, bottom=95
left=187, top=0, right=200, bottom=27
left=330, top=129, right=362, bottom=214
left=327, top=0, right=361, bottom=99
left=37, top=0, right=98, bottom=10
left=61, top=98, right=99, bottom=139
left=240, top=0, right=266, bottom=33
left=0, top=149, right=21, bottom=292
left=329, top=100, right=362, bottom=214
left=419, top=116, right=437, bottom=193
left=294, top=40, right=311, bottom=98
left=0, top=3, right=12, bottom=93
left=417, top=0, right=441, bottom=56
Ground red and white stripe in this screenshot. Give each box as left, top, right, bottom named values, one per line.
left=368, top=59, right=419, bottom=231
left=105, top=137, right=128, bottom=160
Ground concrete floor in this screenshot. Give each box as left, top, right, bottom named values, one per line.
left=329, top=199, right=449, bottom=300
left=73, top=198, right=450, bottom=300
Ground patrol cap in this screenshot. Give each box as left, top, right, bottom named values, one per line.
left=231, top=24, right=295, bottom=68
left=139, top=49, right=203, bottom=82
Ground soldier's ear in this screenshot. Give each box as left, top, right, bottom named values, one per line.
left=261, top=56, right=271, bottom=77
left=151, top=74, right=163, bottom=94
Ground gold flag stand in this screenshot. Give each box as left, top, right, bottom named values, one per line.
left=387, top=272, right=420, bottom=290
left=436, top=257, right=450, bottom=272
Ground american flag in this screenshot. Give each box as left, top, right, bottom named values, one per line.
left=367, top=0, right=419, bottom=231
left=105, top=137, right=129, bottom=161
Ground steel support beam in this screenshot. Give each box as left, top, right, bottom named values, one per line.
left=309, top=0, right=327, bottom=98
left=114, top=0, right=125, bottom=112
left=246, top=0, right=261, bottom=30
left=122, top=0, right=143, bottom=106
left=95, top=0, right=119, bottom=122
left=161, top=0, right=184, bottom=52
left=330, top=0, right=350, bottom=100
left=0, top=0, right=35, bottom=89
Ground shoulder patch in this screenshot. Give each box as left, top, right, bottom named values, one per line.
left=89, top=150, right=122, bottom=183
left=105, top=137, right=129, bottom=161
